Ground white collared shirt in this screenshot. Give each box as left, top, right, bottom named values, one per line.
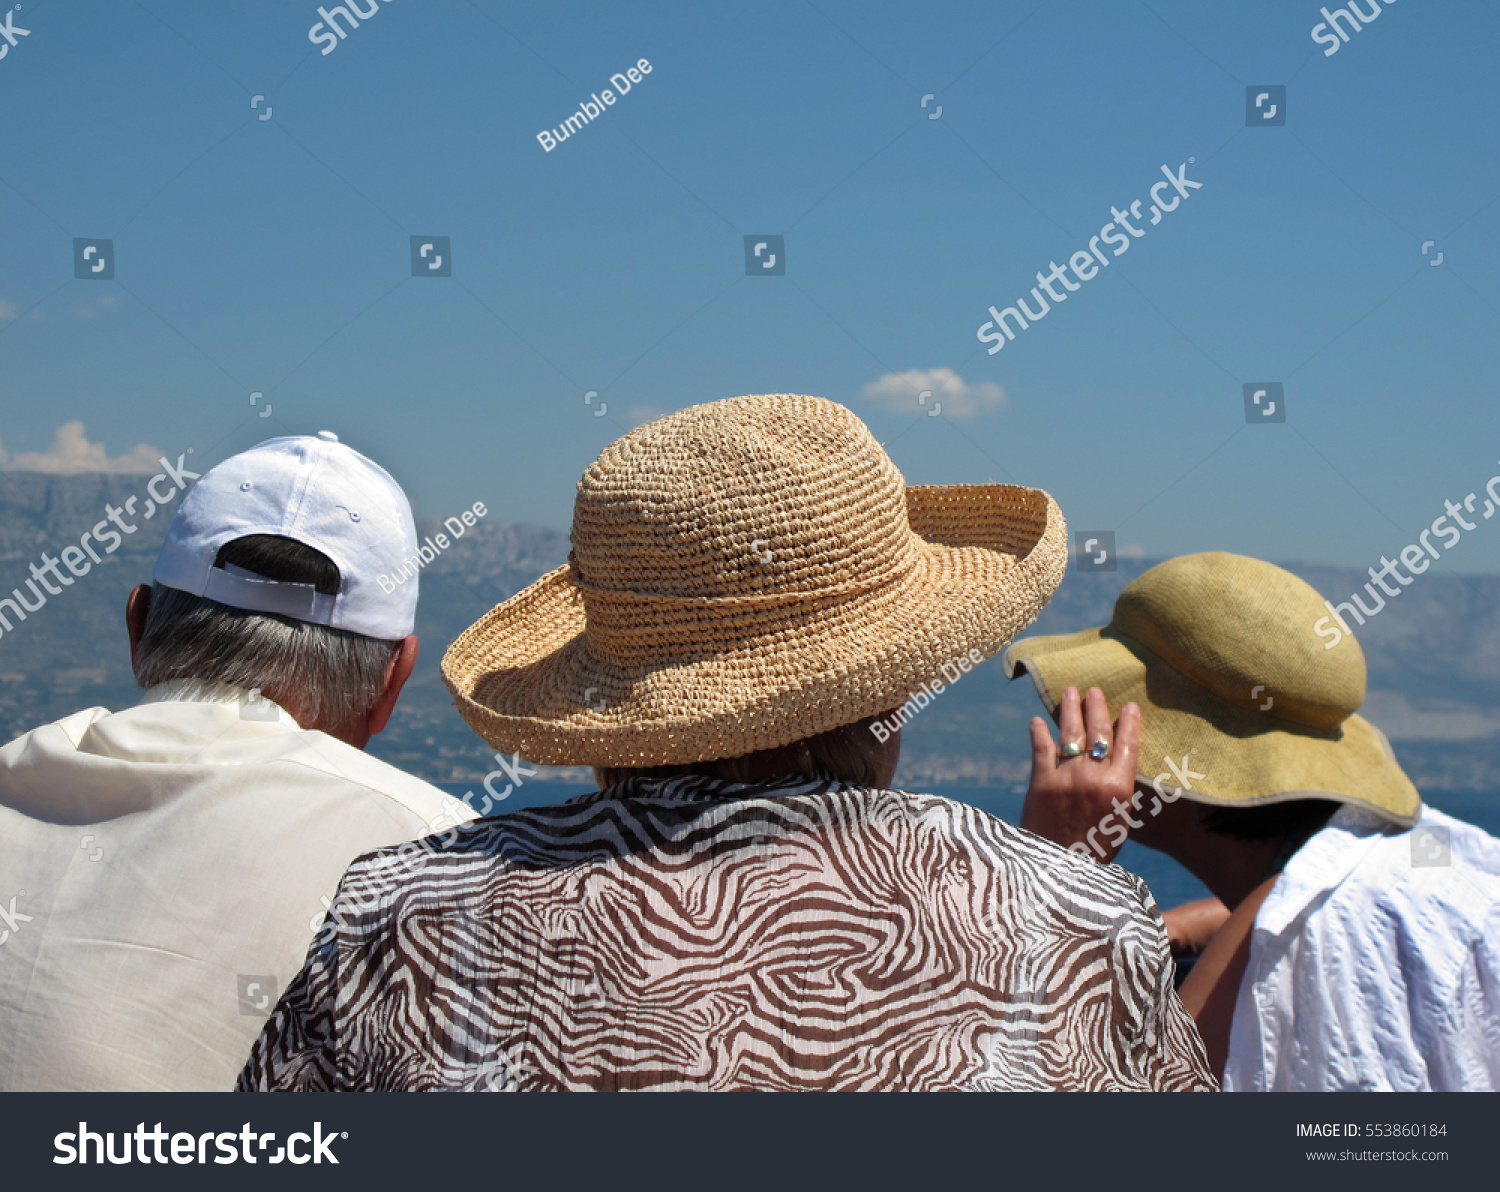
left=0, top=682, right=474, bottom=1091
left=1225, top=803, right=1500, bottom=1091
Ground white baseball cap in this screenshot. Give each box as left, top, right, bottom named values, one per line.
left=154, top=432, right=420, bottom=640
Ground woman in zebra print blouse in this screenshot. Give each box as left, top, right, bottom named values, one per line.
left=238, top=394, right=1216, bottom=1093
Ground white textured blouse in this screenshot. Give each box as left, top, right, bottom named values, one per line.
left=1225, top=803, right=1500, bottom=1091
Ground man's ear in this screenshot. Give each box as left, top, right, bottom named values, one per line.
left=365, top=636, right=419, bottom=738
left=126, top=585, right=152, bottom=672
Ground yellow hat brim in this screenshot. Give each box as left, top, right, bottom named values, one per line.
left=1002, top=626, right=1420, bottom=826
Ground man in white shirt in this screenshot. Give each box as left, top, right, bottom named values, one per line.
left=1222, top=802, right=1500, bottom=1091
left=0, top=432, right=473, bottom=1091
left=1006, top=552, right=1500, bottom=1091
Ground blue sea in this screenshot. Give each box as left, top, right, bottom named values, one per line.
left=436, top=782, right=1499, bottom=912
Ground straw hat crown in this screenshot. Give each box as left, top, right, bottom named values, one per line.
left=571, top=394, right=914, bottom=609
left=1113, top=552, right=1366, bottom=732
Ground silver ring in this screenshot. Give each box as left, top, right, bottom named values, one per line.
left=1089, top=739, right=1110, bottom=761
left=1058, top=741, right=1083, bottom=759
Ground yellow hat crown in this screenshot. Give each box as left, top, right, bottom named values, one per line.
left=1112, top=552, right=1366, bottom=732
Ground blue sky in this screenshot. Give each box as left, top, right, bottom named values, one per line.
left=2, top=0, right=1498, bottom=570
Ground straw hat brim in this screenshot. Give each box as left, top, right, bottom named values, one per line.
left=1002, top=626, right=1420, bottom=826
left=443, top=484, right=1067, bottom=768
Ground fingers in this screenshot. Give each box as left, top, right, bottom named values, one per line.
left=1111, top=701, right=1141, bottom=781
left=1056, top=686, right=1085, bottom=750
left=1083, top=687, right=1112, bottom=755
left=1028, top=716, right=1057, bottom=780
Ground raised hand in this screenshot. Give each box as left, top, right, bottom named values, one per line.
left=1019, top=686, right=1142, bottom=864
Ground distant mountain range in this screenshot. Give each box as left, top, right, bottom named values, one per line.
left=2, top=471, right=1497, bottom=792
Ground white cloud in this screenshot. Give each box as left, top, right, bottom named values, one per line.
left=859, top=368, right=1007, bottom=420
left=73, top=294, right=119, bottom=319
left=0, top=299, right=17, bottom=320
left=626, top=404, right=668, bottom=428
left=0, top=421, right=162, bottom=474
left=74, top=295, right=118, bottom=319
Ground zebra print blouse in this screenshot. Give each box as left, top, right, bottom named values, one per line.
left=237, top=775, right=1215, bottom=1091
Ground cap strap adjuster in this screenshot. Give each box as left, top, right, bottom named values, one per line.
left=203, top=562, right=339, bottom=626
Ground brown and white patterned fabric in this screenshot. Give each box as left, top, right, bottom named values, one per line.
left=238, top=775, right=1216, bottom=1092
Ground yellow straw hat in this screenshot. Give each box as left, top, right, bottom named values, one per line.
left=443, top=394, right=1068, bottom=767
left=1002, top=552, right=1420, bottom=826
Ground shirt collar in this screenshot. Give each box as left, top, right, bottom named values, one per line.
left=138, top=679, right=297, bottom=725
left=1256, top=802, right=1405, bottom=936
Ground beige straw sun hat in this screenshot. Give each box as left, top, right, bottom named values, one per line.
left=443, top=394, right=1068, bottom=768
left=1002, top=552, right=1420, bottom=826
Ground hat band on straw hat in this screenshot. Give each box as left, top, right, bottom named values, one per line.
left=575, top=552, right=927, bottom=664
left=568, top=548, right=919, bottom=608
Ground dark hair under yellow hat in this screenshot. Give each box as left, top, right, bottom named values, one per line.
left=1002, top=551, right=1420, bottom=826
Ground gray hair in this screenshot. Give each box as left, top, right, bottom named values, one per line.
left=134, top=584, right=399, bottom=735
